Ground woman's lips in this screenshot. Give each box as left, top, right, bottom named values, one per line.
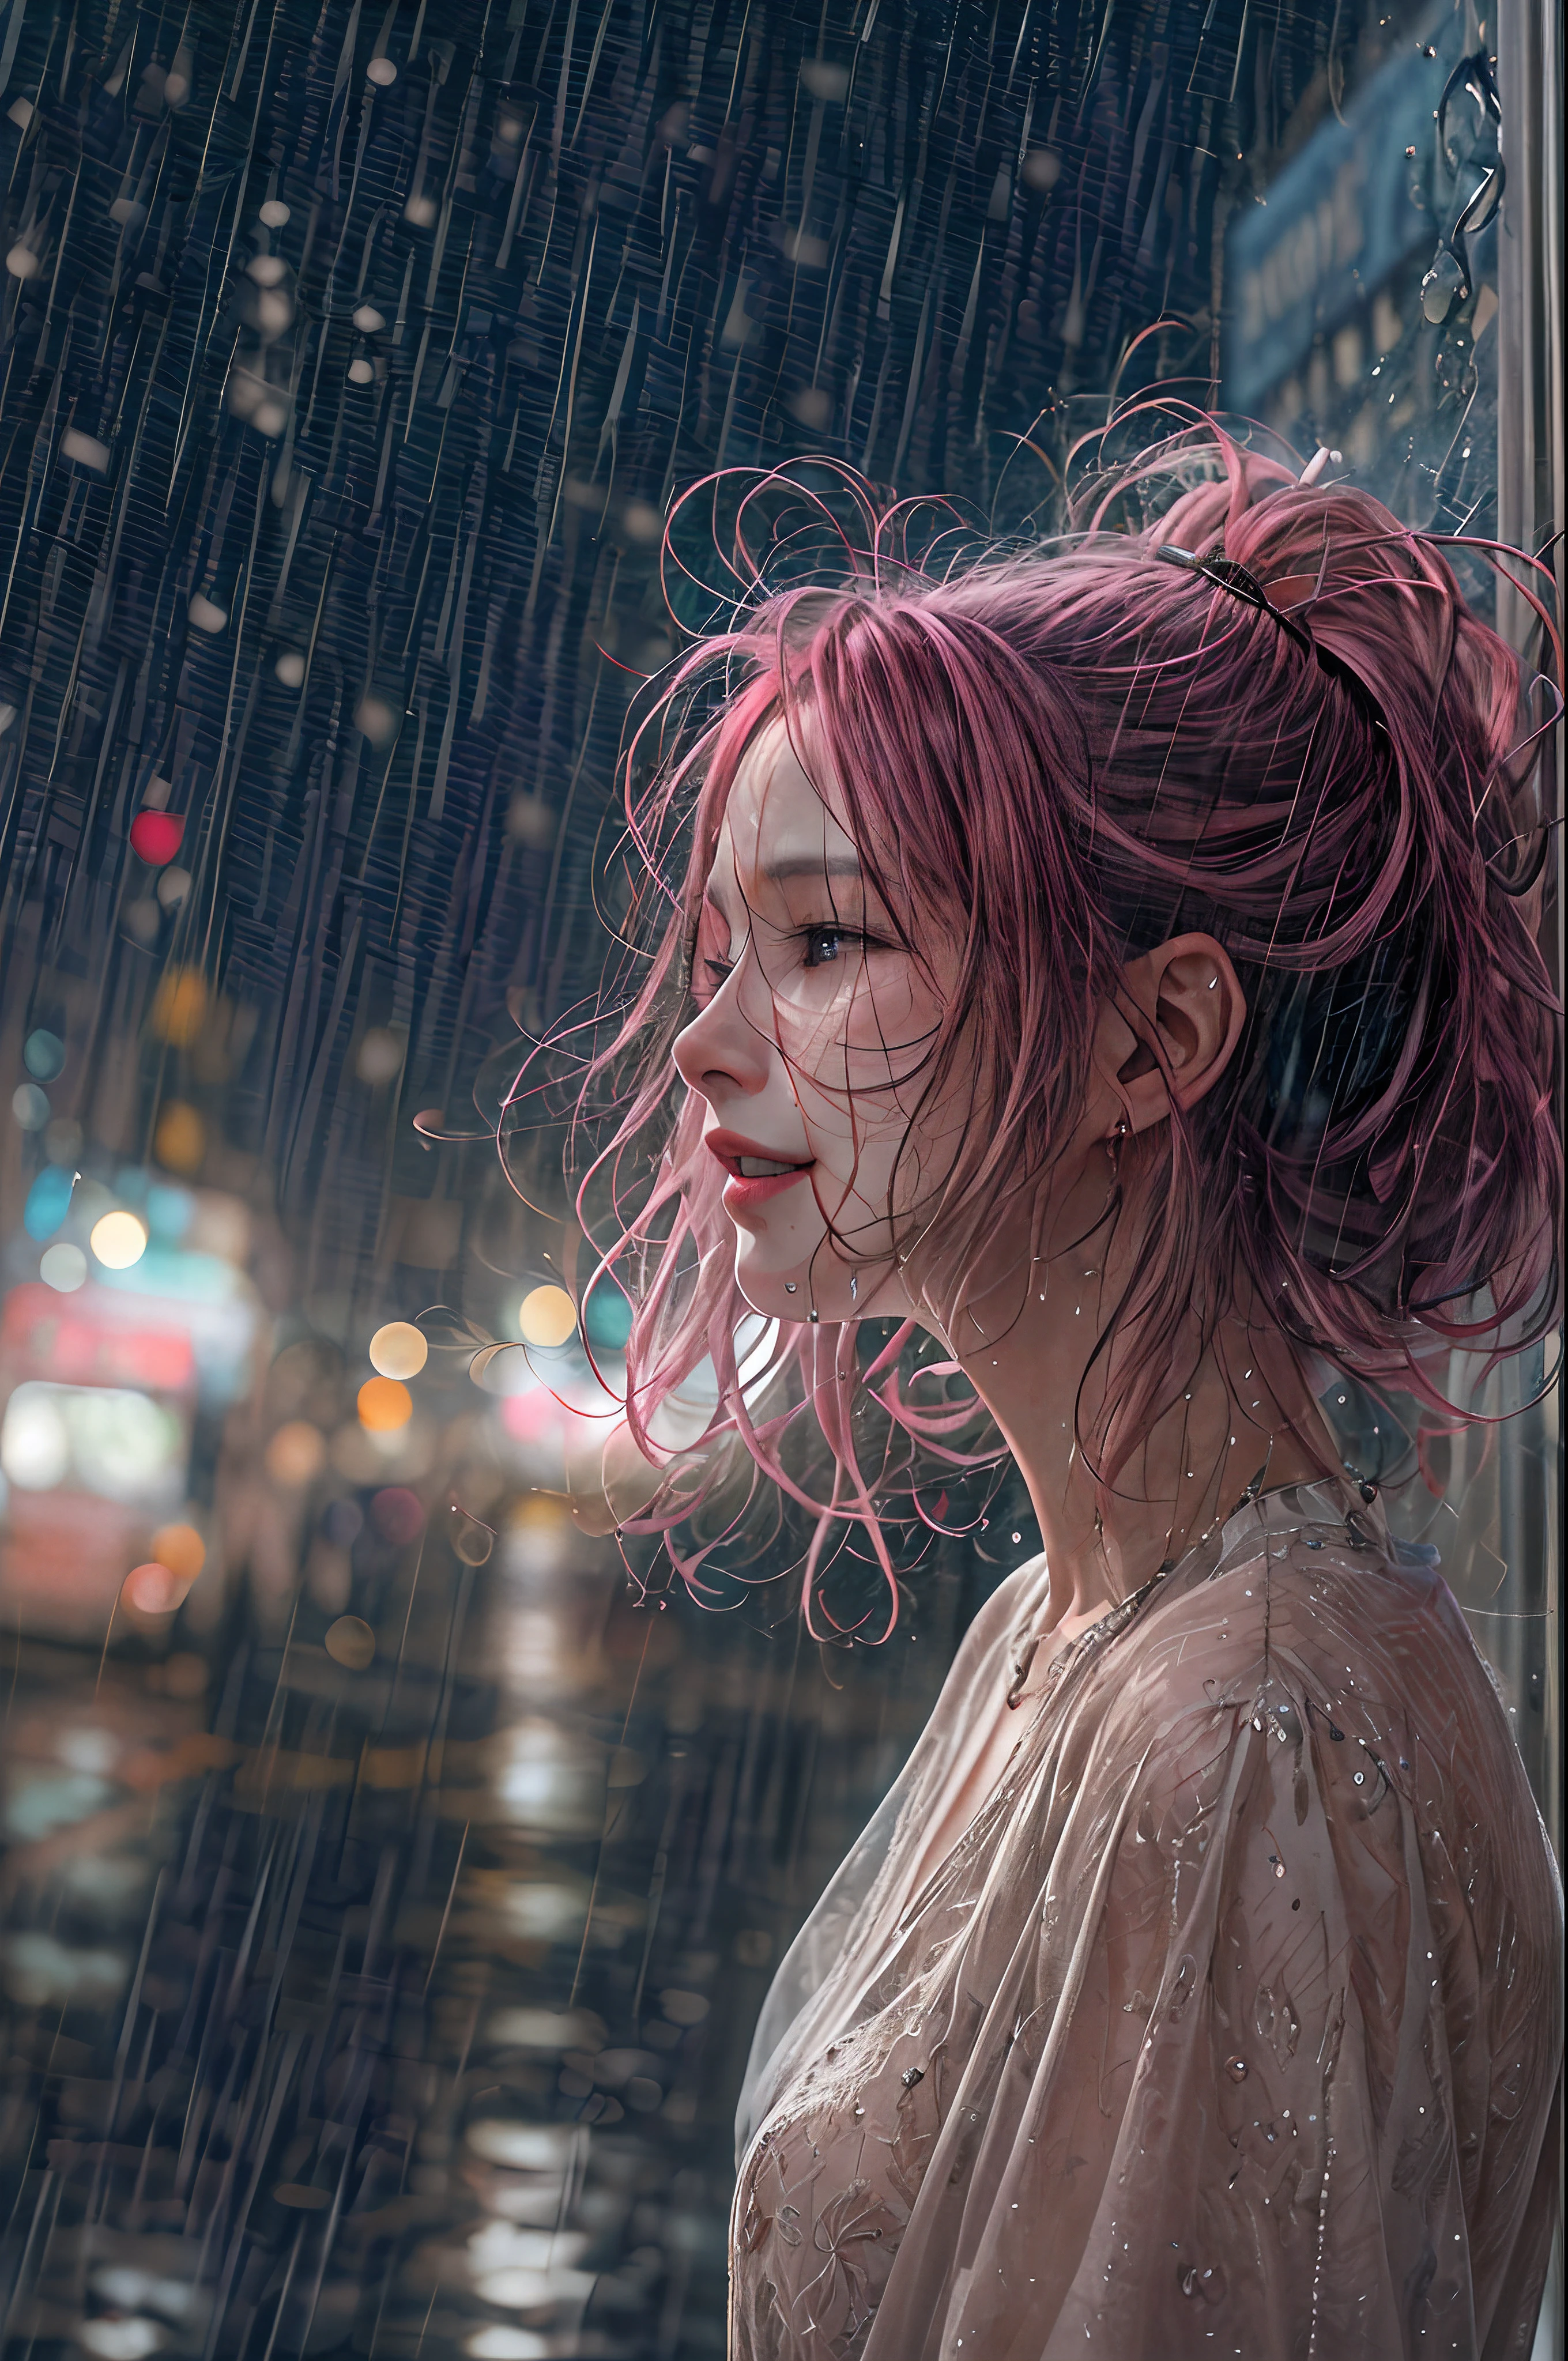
left=706, top=1133, right=815, bottom=1216
left=721, top=1164, right=814, bottom=1215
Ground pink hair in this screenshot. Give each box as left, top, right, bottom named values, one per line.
left=534, top=420, right=1562, bottom=1637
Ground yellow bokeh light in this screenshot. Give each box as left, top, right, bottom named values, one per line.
left=154, top=1100, right=206, bottom=1173
left=90, top=1210, right=148, bottom=1269
left=325, top=1616, right=376, bottom=1669
left=518, top=1284, right=577, bottom=1348
left=357, top=1375, right=412, bottom=1432
left=151, top=967, right=208, bottom=1046
left=152, top=1522, right=206, bottom=1582
left=369, top=1321, right=428, bottom=1379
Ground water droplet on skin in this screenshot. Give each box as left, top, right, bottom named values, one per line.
left=1225, top=2055, right=1247, bottom=2081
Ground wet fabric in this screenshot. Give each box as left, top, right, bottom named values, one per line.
left=730, top=1481, right=1563, bottom=2360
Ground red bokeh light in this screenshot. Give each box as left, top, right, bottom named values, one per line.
left=370, top=1487, right=424, bottom=1545
left=130, top=810, right=184, bottom=865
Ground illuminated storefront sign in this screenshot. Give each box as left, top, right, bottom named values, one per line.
left=1224, top=10, right=1465, bottom=410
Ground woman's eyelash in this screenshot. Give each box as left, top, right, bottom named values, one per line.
left=801, top=924, right=876, bottom=965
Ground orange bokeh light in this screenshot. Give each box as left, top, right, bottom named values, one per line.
left=152, top=1522, right=206, bottom=1581
left=151, top=968, right=208, bottom=1047
left=265, top=1420, right=326, bottom=1486
left=154, top=1100, right=206, bottom=1173
left=357, top=1375, right=412, bottom=1432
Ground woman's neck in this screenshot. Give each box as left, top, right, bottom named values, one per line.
left=925, top=1172, right=1341, bottom=1631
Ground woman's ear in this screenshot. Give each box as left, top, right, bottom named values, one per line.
left=1093, top=934, right=1247, bottom=1134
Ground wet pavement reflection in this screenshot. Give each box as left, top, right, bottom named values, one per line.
left=0, top=1245, right=1005, bottom=2360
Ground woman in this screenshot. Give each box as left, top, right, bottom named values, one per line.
left=563, top=428, right=1562, bottom=2358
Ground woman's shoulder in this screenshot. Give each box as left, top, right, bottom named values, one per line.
left=1094, top=1509, right=1544, bottom=1826
left=1117, top=1510, right=1480, bottom=1695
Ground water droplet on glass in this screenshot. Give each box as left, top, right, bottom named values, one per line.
left=1421, top=247, right=1466, bottom=322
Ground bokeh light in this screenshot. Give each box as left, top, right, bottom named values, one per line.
left=89, top=1210, right=148, bottom=1269
left=369, top=1321, right=428, bottom=1378
left=123, top=1563, right=182, bottom=1615
left=357, top=1375, right=412, bottom=1431
left=39, top=1243, right=88, bottom=1293
left=324, top=1616, right=376, bottom=1669
left=518, top=1285, right=577, bottom=1347
left=356, top=1026, right=405, bottom=1083
left=465, top=2330, right=547, bottom=2360
left=24, top=1167, right=75, bottom=1240
left=370, top=1486, right=424, bottom=1544
left=129, top=810, right=184, bottom=865
left=265, top=1421, right=326, bottom=1487
left=153, top=1102, right=206, bottom=1173
left=150, top=968, right=208, bottom=1046
left=582, top=1277, right=634, bottom=1350
left=145, top=1183, right=193, bottom=1240
left=322, top=1499, right=363, bottom=1547
left=22, top=1028, right=65, bottom=1080
left=151, top=1523, right=206, bottom=1582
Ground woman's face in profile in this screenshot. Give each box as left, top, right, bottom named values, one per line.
left=672, top=714, right=965, bottom=1325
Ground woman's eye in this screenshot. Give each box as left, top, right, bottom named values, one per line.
left=802, top=926, right=853, bottom=969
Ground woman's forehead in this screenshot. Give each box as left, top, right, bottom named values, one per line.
left=710, top=713, right=860, bottom=885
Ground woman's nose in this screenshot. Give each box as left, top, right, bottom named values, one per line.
left=672, top=956, right=773, bottom=1101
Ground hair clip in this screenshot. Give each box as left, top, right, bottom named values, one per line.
left=1155, top=544, right=1316, bottom=658
left=1155, top=542, right=1388, bottom=733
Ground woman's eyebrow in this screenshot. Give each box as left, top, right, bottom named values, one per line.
left=763, top=857, right=865, bottom=886
left=702, top=857, right=870, bottom=922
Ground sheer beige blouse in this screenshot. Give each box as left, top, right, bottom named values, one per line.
left=730, top=1481, right=1563, bottom=2360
